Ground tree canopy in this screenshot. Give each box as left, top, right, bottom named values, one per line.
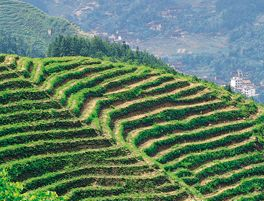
left=47, top=35, right=167, bottom=68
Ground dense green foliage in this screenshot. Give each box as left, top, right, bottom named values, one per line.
left=0, top=169, right=64, bottom=201
left=0, top=55, right=190, bottom=200
left=0, top=54, right=263, bottom=200
left=2, top=1, right=264, bottom=199
left=0, top=31, right=30, bottom=56
left=47, top=35, right=167, bottom=68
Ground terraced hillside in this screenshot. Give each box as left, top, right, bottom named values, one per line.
left=0, top=54, right=264, bottom=201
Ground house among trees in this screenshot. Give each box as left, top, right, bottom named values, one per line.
left=230, top=70, right=257, bottom=97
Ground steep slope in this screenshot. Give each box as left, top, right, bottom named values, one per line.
left=0, top=0, right=78, bottom=57
left=0, top=54, right=264, bottom=200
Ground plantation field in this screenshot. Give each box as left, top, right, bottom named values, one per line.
left=0, top=54, right=264, bottom=201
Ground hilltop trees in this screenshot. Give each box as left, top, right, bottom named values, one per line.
left=0, top=31, right=30, bottom=56
left=47, top=35, right=167, bottom=68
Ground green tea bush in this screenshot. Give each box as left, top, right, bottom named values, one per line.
left=45, top=59, right=101, bottom=74
left=0, top=119, right=83, bottom=138
left=0, top=100, right=61, bottom=115
left=58, top=67, right=136, bottom=105
left=157, top=132, right=252, bottom=164
left=145, top=121, right=253, bottom=156
left=133, top=110, right=244, bottom=147
left=196, top=153, right=264, bottom=184
left=0, top=79, right=32, bottom=91
left=0, top=89, right=49, bottom=104
left=165, top=142, right=256, bottom=171
left=0, top=109, right=71, bottom=126
left=44, top=64, right=115, bottom=93
left=0, top=127, right=98, bottom=147
left=207, top=177, right=264, bottom=201
left=0, top=72, right=18, bottom=82
left=120, top=101, right=226, bottom=133
left=199, top=163, right=264, bottom=194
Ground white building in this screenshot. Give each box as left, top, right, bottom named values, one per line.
left=230, top=76, right=243, bottom=89
left=241, top=85, right=256, bottom=97
left=230, top=71, right=257, bottom=97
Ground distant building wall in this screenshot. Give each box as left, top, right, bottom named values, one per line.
left=230, top=71, right=257, bottom=97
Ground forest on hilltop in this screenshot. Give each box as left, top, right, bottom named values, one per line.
left=47, top=35, right=167, bottom=68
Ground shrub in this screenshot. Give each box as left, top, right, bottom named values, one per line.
left=0, top=169, right=65, bottom=201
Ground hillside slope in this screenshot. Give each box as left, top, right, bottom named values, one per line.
left=22, top=0, right=264, bottom=101
left=0, top=54, right=264, bottom=201
left=0, top=0, right=78, bottom=57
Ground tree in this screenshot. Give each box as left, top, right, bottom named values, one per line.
left=0, top=31, right=29, bottom=56
left=47, top=35, right=168, bottom=69
left=0, top=169, right=65, bottom=201
left=224, top=84, right=232, bottom=93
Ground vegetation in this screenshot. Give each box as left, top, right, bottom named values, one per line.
left=47, top=35, right=168, bottom=68
left=0, top=169, right=64, bottom=201
left=0, top=31, right=30, bottom=56
left=0, top=54, right=263, bottom=200
left=0, top=0, right=78, bottom=57
left=25, top=0, right=264, bottom=102
left=0, top=0, right=167, bottom=71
